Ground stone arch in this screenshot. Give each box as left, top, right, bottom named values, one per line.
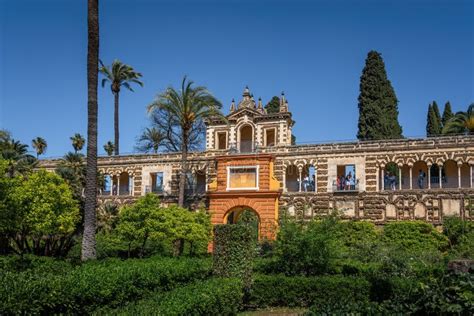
left=238, top=123, right=254, bottom=153
left=413, top=161, right=429, bottom=189
left=225, top=206, right=260, bottom=239
left=285, top=164, right=299, bottom=192
left=443, top=159, right=458, bottom=188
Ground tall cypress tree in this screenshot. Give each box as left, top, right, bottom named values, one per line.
left=426, top=104, right=441, bottom=137
left=357, top=51, right=403, bottom=140
left=442, top=101, right=454, bottom=126
left=432, top=101, right=442, bottom=131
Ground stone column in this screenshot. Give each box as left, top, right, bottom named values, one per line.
left=381, top=168, right=385, bottom=191
left=130, top=175, right=134, bottom=196
left=298, top=168, right=302, bottom=192
left=110, top=175, right=113, bottom=196
left=439, top=164, right=442, bottom=189
left=117, top=175, right=121, bottom=196
left=470, top=165, right=473, bottom=189
left=398, top=166, right=402, bottom=190
left=282, top=171, right=286, bottom=192
left=409, top=166, right=413, bottom=190
left=427, top=164, right=431, bottom=189
left=314, top=168, right=317, bottom=192
left=458, top=163, right=462, bottom=188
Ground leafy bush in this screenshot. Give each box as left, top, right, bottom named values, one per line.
left=1, top=170, right=80, bottom=257
left=381, top=221, right=449, bottom=252
left=116, top=194, right=211, bottom=257
left=0, top=256, right=211, bottom=314
left=307, top=272, right=474, bottom=315
left=444, top=216, right=474, bottom=259
left=213, top=224, right=256, bottom=288
left=111, top=278, right=243, bottom=315
left=269, top=216, right=343, bottom=276
left=246, top=274, right=370, bottom=309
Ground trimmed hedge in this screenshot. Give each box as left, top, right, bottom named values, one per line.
left=213, top=224, right=255, bottom=288
left=247, top=274, right=370, bottom=308
left=110, top=278, right=243, bottom=315
left=0, top=256, right=211, bottom=314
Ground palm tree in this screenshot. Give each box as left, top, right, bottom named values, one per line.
left=81, top=0, right=99, bottom=261
left=1, top=139, right=37, bottom=177
left=103, top=141, right=115, bottom=156
left=147, top=76, right=223, bottom=207
left=31, top=137, right=47, bottom=158
left=135, top=127, right=164, bottom=153
left=442, top=103, right=474, bottom=135
left=70, top=133, right=85, bottom=153
left=99, top=59, right=143, bottom=155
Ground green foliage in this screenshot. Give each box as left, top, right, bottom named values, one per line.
left=444, top=216, right=474, bottom=259
left=443, top=103, right=474, bottom=135
left=111, top=278, right=243, bottom=315
left=247, top=274, right=370, bottom=308
left=213, top=224, right=256, bottom=288
left=103, top=141, right=115, bottom=156
left=270, top=220, right=337, bottom=275
left=116, top=194, right=211, bottom=257
left=381, top=221, right=449, bottom=252
left=70, top=133, right=85, bottom=153
left=6, top=170, right=80, bottom=256
left=442, top=101, right=454, bottom=126
left=265, top=96, right=280, bottom=114
left=357, top=50, right=403, bottom=140
left=31, top=137, right=47, bottom=158
left=427, top=102, right=442, bottom=137
left=0, top=256, right=211, bottom=314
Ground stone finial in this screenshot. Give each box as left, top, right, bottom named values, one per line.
left=280, top=91, right=288, bottom=112
left=230, top=98, right=235, bottom=112
left=243, top=86, right=251, bottom=100
left=257, top=97, right=263, bottom=109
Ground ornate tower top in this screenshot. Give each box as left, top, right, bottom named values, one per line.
left=238, top=86, right=256, bottom=109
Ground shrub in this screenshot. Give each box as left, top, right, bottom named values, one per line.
left=112, top=278, right=243, bottom=315
left=270, top=218, right=342, bottom=276
left=246, top=274, right=370, bottom=309
left=0, top=256, right=211, bottom=314
left=381, top=221, right=449, bottom=252
left=444, top=216, right=474, bottom=259
left=213, top=224, right=256, bottom=288
left=116, top=194, right=211, bottom=257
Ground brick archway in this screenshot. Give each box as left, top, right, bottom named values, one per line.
left=209, top=193, right=279, bottom=240
left=207, top=154, right=281, bottom=241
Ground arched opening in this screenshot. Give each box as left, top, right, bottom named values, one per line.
left=119, top=172, right=130, bottom=196
left=239, top=125, right=253, bottom=153
left=301, top=164, right=316, bottom=192
left=430, top=164, right=443, bottom=189
left=382, top=162, right=399, bottom=190
left=443, top=160, right=458, bottom=188
left=401, top=165, right=410, bottom=190
left=285, top=165, right=299, bottom=192
left=461, top=163, right=471, bottom=188
left=103, top=174, right=112, bottom=195
left=413, top=161, right=428, bottom=189
left=225, top=206, right=260, bottom=240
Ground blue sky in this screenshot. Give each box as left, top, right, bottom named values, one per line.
left=1, top=0, right=473, bottom=157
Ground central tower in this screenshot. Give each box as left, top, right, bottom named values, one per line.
left=206, top=87, right=293, bottom=241
left=206, top=86, right=294, bottom=152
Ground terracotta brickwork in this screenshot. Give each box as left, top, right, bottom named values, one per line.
left=208, top=154, right=281, bottom=240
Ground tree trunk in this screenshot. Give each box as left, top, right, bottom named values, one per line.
left=81, top=0, right=99, bottom=261
left=114, top=91, right=119, bottom=155
left=178, top=128, right=188, bottom=207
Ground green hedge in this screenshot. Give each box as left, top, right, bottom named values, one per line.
left=213, top=224, right=255, bottom=288
left=246, top=274, right=370, bottom=308
left=0, top=256, right=211, bottom=314
left=109, top=278, right=243, bottom=315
